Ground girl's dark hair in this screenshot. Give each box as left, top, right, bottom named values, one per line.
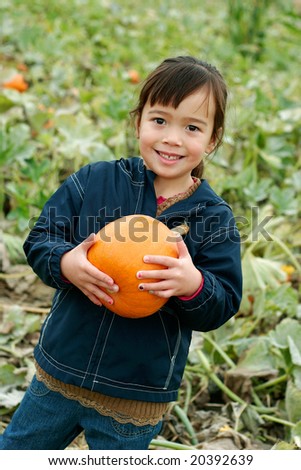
left=131, top=56, right=228, bottom=178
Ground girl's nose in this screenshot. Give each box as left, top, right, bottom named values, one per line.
left=162, top=128, right=182, bottom=146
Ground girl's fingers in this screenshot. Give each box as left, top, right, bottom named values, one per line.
left=83, top=260, right=119, bottom=289
left=176, top=238, right=190, bottom=256
left=150, top=290, right=173, bottom=298
left=139, top=285, right=173, bottom=298
left=137, top=269, right=170, bottom=280
left=137, top=255, right=180, bottom=280
left=142, top=255, right=177, bottom=267
left=88, top=266, right=117, bottom=288
left=138, top=280, right=170, bottom=293
left=142, top=239, right=188, bottom=267
left=82, top=232, right=97, bottom=248
left=85, top=292, right=103, bottom=306
left=83, top=285, right=115, bottom=306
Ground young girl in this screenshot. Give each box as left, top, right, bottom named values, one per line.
left=0, top=56, right=242, bottom=450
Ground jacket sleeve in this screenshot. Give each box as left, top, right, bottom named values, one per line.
left=23, top=167, right=90, bottom=289
left=173, top=205, right=242, bottom=332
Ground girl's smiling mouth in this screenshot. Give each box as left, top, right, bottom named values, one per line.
left=156, top=150, right=183, bottom=161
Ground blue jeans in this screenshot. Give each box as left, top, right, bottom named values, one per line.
left=0, top=375, right=162, bottom=450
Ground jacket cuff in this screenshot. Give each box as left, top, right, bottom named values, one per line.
left=178, top=273, right=204, bottom=301
left=174, top=270, right=217, bottom=309
left=49, top=243, right=75, bottom=289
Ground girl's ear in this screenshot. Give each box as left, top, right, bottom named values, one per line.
left=205, top=138, right=216, bottom=155
left=206, top=127, right=222, bottom=154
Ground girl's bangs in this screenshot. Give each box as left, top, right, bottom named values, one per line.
left=148, top=69, right=211, bottom=108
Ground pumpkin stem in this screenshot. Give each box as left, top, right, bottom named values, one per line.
left=171, top=224, right=190, bottom=236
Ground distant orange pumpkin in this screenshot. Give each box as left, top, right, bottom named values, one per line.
left=87, top=214, right=179, bottom=318
left=3, top=73, right=28, bottom=92
left=128, top=69, right=140, bottom=84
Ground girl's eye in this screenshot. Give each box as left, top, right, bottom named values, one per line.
left=187, top=125, right=199, bottom=132
left=154, top=118, right=165, bottom=125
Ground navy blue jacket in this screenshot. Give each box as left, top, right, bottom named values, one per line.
left=24, top=157, right=242, bottom=403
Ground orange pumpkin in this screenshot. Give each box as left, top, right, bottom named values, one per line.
left=127, top=69, right=140, bottom=84
left=87, top=214, right=179, bottom=318
left=3, top=73, right=28, bottom=92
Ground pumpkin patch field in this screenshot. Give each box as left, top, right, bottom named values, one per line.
left=0, top=0, right=300, bottom=450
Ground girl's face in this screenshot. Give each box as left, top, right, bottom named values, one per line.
left=136, top=88, right=217, bottom=194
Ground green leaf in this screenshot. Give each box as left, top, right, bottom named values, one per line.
left=271, top=441, right=297, bottom=450
left=279, top=107, right=301, bottom=123
left=0, top=93, right=15, bottom=112
left=265, top=284, right=298, bottom=318
left=293, top=367, right=301, bottom=390
left=56, top=113, right=97, bottom=142
left=292, top=421, right=301, bottom=449
left=232, top=338, right=277, bottom=375
left=242, top=251, right=287, bottom=291
left=0, top=306, right=41, bottom=344
left=242, top=178, right=272, bottom=203
left=241, top=406, right=264, bottom=435
left=288, top=337, right=301, bottom=367
left=56, top=113, right=115, bottom=160
left=270, top=187, right=298, bottom=216
left=0, top=388, right=25, bottom=411
left=0, top=364, right=25, bottom=387
left=1, top=88, right=36, bottom=107
left=2, top=233, right=26, bottom=263
left=259, top=150, right=283, bottom=169
left=285, top=380, right=301, bottom=423
left=269, top=318, right=301, bottom=351
left=0, top=123, right=36, bottom=165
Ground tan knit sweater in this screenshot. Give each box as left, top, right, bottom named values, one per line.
left=36, top=364, right=168, bottom=426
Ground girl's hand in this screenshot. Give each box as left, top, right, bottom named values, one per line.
left=136, top=238, right=202, bottom=299
left=60, top=233, right=119, bottom=306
